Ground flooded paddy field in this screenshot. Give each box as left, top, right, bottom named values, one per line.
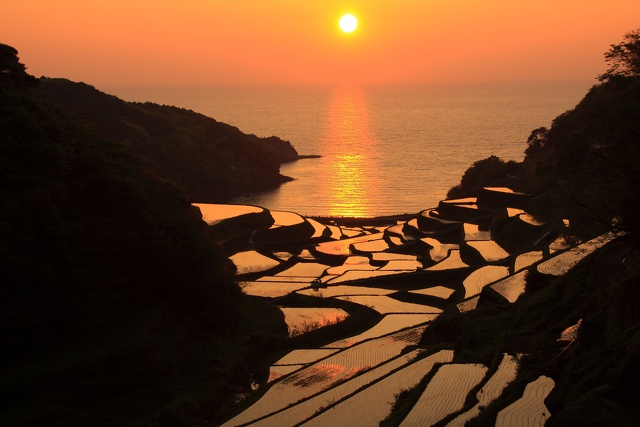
left=202, top=187, right=625, bottom=426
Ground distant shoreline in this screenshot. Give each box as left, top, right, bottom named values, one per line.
left=296, top=154, right=322, bottom=160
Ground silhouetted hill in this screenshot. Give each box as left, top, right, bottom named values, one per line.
left=447, top=75, right=640, bottom=241
left=433, top=31, right=640, bottom=425
left=30, top=78, right=301, bottom=201
left=1, top=44, right=286, bottom=426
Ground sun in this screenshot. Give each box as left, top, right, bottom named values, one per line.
left=339, top=14, right=358, bottom=33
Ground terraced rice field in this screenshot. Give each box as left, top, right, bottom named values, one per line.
left=463, top=223, right=491, bottom=241
left=466, top=240, right=510, bottom=262
left=325, top=263, right=378, bottom=276
left=315, top=235, right=381, bottom=256
left=204, top=194, right=617, bottom=426
left=489, top=270, right=528, bottom=303
left=514, top=250, right=544, bottom=272
left=269, top=211, right=306, bottom=227
left=421, top=238, right=460, bottom=263
left=254, top=350, right=428, bottom=427
left=536, top=232, right=620, bottom=276
left=221, top=327, right=427, bottom=426
left=400, top=363, right=488, bottom=426
left=457, top=296, right=480, bottom=313
left=495, top=375, right=555, bottom=426
left=230, top=250, right=280, bottom=275
left=424, top=249, right=469, bottom=271
left=447, top=354, right=519, bottom=426
left=297, top=285, right=395, bottom=298
left=352, top=238, right=391, bottom=253
left=410, top=286, right=456, bottom=299
left=272, top=349, right=339, bottom=366
left=279, top=307, right=349, bottom=337
left=239, top=281, right=311, bottom=298
left=462, top=265, right=510, bottom=298
left=371, top=252, right=418, bottom=262
left=335, top=295, right=442, bottom=315
left=327, top=269, right=415, bottom=284
left=194, top=203, right=264, bottom=225
left=276, top=262, right=331, bottom=277
left=267, top=364, right=303, bottom=383
left=322, top=314, right=438, bottom=348
left=300, top=351, right=455, bottom=427
left=306, top=218, right=329, bottom=238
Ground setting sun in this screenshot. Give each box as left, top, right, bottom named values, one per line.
left=339, top=13, right=358, bottom=33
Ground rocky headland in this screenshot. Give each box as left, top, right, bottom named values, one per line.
left=31, top=78, right=314, bottom=201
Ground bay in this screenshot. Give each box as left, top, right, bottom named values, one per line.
left=105, top=81, right=592, bottom=217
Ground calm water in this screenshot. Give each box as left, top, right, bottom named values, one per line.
left=105, top=81, right=592, bottom=217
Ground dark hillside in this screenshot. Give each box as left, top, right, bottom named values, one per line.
left=417, top=30, right=640, bottom=425
left=447, top=30, right=640, bottom=241
left=447, top=76, right=640, bottom=241
left=519, top=76, right=640, bottom=238
left=1, top=44, right=285, bottom=426
left=31, top=78, right=300, bottom=201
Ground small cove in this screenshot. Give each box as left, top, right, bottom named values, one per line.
left=107, top=81, right=591, bottom=217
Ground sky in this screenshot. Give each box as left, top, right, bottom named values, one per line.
left=1, top=0, right=638, bottom=86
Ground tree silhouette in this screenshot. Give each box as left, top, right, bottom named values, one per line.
left=0, top=43, right=37, bottom=88
left=598, top=29, right=640, bottom=82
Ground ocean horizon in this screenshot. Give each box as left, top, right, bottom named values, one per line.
left=105, top=80, right=593, bottom=217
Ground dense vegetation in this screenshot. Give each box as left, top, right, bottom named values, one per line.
left=0, top=44, right=286, bottom=426
left=414, top=29, right=640, bottom=426
left=447, top=31, right=640, bottom=241
left=31, top=78, right=300, bottom=202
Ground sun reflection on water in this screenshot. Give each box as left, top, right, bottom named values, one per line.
left=321, top=87, right=380, bottom=217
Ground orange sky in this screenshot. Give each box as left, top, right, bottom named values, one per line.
left=1, top=0, right=638, bottom=86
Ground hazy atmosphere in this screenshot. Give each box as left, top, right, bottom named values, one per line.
left=1, top=0, right=638, bottom=85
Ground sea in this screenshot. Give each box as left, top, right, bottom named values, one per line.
left=104, top=81, right=593, bottom=217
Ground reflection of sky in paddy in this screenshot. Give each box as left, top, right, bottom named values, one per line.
left=229, top=250, right=280, bottom=275
left=449, top=354, right=519, bottom=426
left=300, top=350, right=455, bottom=427
left=537, top=232, right=620, bottom=276
left=258, top=350, right=427, bottom=427
left=280, top=307, right=349, bottom=337
left=400, top=363, right=488, bottom=426
left=297, top=285, right=396, bottom=298
left=462, top=266, right=510, bottom=298
left=193, top=203, right=263, bottom=225
left=323, top=314, right=438, bottom=348
left=220, top=326, right=426, bottom=427
left=489, top=270, right=528, bottom=303
left=336, top=295, right=442, bottom=315
left=239, top=281, right=309, bottom=298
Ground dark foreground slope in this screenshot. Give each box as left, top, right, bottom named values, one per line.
left=31, top=78, right=300, bottom=201
left=1, top=44, right=286, bottom=426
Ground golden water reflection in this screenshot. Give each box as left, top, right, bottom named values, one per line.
left=321, top=87, right=381, bottom=217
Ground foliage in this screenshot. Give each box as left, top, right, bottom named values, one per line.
left=519, top=76, right=640, bottom=238
left=30, top=78, right=298, bottom=202
left=448, top=30, right=640, bottom=240
left=598, top=28, right=640, bottom=82
left=446, top=155, right=521, bottom=200
left=0, top=45, right=286, bottom=426
left=0, top=43, right=37, bottom=88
